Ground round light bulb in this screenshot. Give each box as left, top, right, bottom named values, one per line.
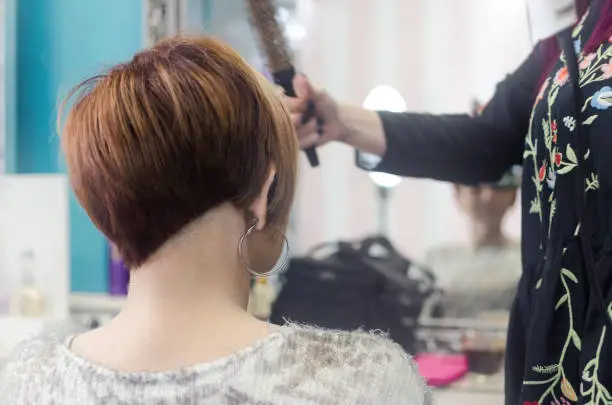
left=362, top=85, right=407, bottom=113
left=368, top=172, right=403, bottom=189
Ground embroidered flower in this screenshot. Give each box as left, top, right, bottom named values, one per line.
left=574, top=39, right=582, bottom=54
left=579, top=52, right=596, bottom=70
left=551, top=120, right=558, bottom=143
left=555, top=152, right=562, bottom=167
left=537, top=78, right=550, bottom=101
left=539, top=164, right=547, bottom=182
left=554, top=66, right=569, bottom=86
left=601, top=59, right=612, bottom=79
left=563, top=116, right=576, bottom=131
left=523, top=402, right=539, bottom=405
left=591, top=86, right=612, bottom=110
left=609, top=34, right=612, bottom=42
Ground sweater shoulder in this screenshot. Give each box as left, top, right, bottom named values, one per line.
left=278, top=324, right=431, bottom=404
left=0, top=333, right=63, bottom=399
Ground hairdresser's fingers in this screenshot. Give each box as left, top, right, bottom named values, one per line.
left=299, top=133, right=320, bottom=150
left=278, top=83, right=310, bottom=114
left=290, top=113, right=304, bottom=128
left=294, top=116, right=318, bottom=149
left=293, top=74, right=315, bottom=101
left=293, top=115, right=317, bottom=135
left=283, top=94, right=309, bottom=114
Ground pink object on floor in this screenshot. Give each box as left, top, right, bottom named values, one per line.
left=415, top=353, right=469, bottom=387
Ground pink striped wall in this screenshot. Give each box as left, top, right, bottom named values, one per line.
left=293, top=0, right=531, bottom=260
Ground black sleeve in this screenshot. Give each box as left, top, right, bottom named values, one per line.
left=369, top=44, right=545, bottom=185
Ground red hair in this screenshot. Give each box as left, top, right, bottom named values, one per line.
left=60, top=37, right=298, bottom=267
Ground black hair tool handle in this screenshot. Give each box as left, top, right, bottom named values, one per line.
left=272, top=67, right=321, bottom=167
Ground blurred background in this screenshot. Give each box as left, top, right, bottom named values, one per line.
left=0, top=0, right=535, bottom=402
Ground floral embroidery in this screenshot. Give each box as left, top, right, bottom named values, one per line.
left=591, top=86, right=612, bottom=110
left=572, top=10, right=589, bottom=37
left=522, top=38, right=612, bottom=405
left=538, top=78, right=551, bottom=103
left=586, top=173, right=600, bottom=192
left=555, top=67, right=570, bottom=86
left=575, top=39, right=582, bottom=55
left=552, top=396, right=574, bottom=405
left=580, top=328, right=611, bottom=404
left=580, top=53, right=596, bottom=70
left=523, top=269, right=581, bottom=403
left=563, top=116, right=576, bottom=131
left=539, top=163, right=547, bottom=182
left=557, top=145, right=578, bottom=175
left=547, top=170, right=557, bottom=190
left=601, top=59, right=612, bottom=79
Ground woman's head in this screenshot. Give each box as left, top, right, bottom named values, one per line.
left=60, top=37, right=298, bottom=269
left=454, top=184, right=517, bottom=227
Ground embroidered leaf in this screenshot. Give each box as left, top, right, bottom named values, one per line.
left=582, top=359, right=597, bottom=382
left=556, top=294, right=569, bottom=310
left=571, top=330, right=582, bottom=351
left=575, top=223, right=581, bottom=236
left=566, top=144, right=578, bottom=164
left=583, top=115, right=598, bottom=125
left=608, top=302, right=612, bottom=322
left=535, top=278, right=543, bottom=290
left=549, top=200, right=557, bottom=235
left=586, top=173, right=600, bottom=191
left=542, top=119, right=550, bottom=145
left=563, top=247, right=568, bottom=254
left=562, top=377, right=579, bottom=401
left=550, top=87, right=560, bottom=105
left=529, top=198, right=541, bottom=214
left=532, top=364, right=559, bottom=374
left=582, top=96, right=594, bottom=112
left=585, top=149, right=591, bottom=160
left=557, top=163, right=577, bottom=174
left=562, top=268, right=579, bottom=284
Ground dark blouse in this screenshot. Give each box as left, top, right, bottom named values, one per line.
left=372, top=7, right=612, bottom=405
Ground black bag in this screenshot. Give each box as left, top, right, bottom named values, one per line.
left=269, top=236, right=442, bottom=353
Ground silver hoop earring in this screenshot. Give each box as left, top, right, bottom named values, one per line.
left=238, top=220, right=290, bottom=278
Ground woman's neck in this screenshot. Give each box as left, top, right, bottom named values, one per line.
left=470, top=220, right=509, bottom=249
left=71, top=208, right=272, bottom=372
left=127, top=210, right=252, bottom=311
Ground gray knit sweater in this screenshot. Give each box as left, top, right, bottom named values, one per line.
left=0, top=324, right=431, bottom=404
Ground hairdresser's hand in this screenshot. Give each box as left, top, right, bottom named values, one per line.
left=281, top=75, right=348, bottom=149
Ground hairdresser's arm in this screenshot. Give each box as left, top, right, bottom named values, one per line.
left=288, top=44, right=544, bottom=185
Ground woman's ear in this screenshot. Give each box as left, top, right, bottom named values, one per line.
left=248, top=166, right=277, bottom=231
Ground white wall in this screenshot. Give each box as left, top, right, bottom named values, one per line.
left=292, top=0, right=531, bottom=260
left=0, top=175, right=69, bottom=319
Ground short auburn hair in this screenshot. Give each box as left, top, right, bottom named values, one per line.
left=60, top=37, right=298, bottom=267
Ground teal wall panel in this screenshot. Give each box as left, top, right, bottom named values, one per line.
left=15, top=0, right=143, bottom=292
